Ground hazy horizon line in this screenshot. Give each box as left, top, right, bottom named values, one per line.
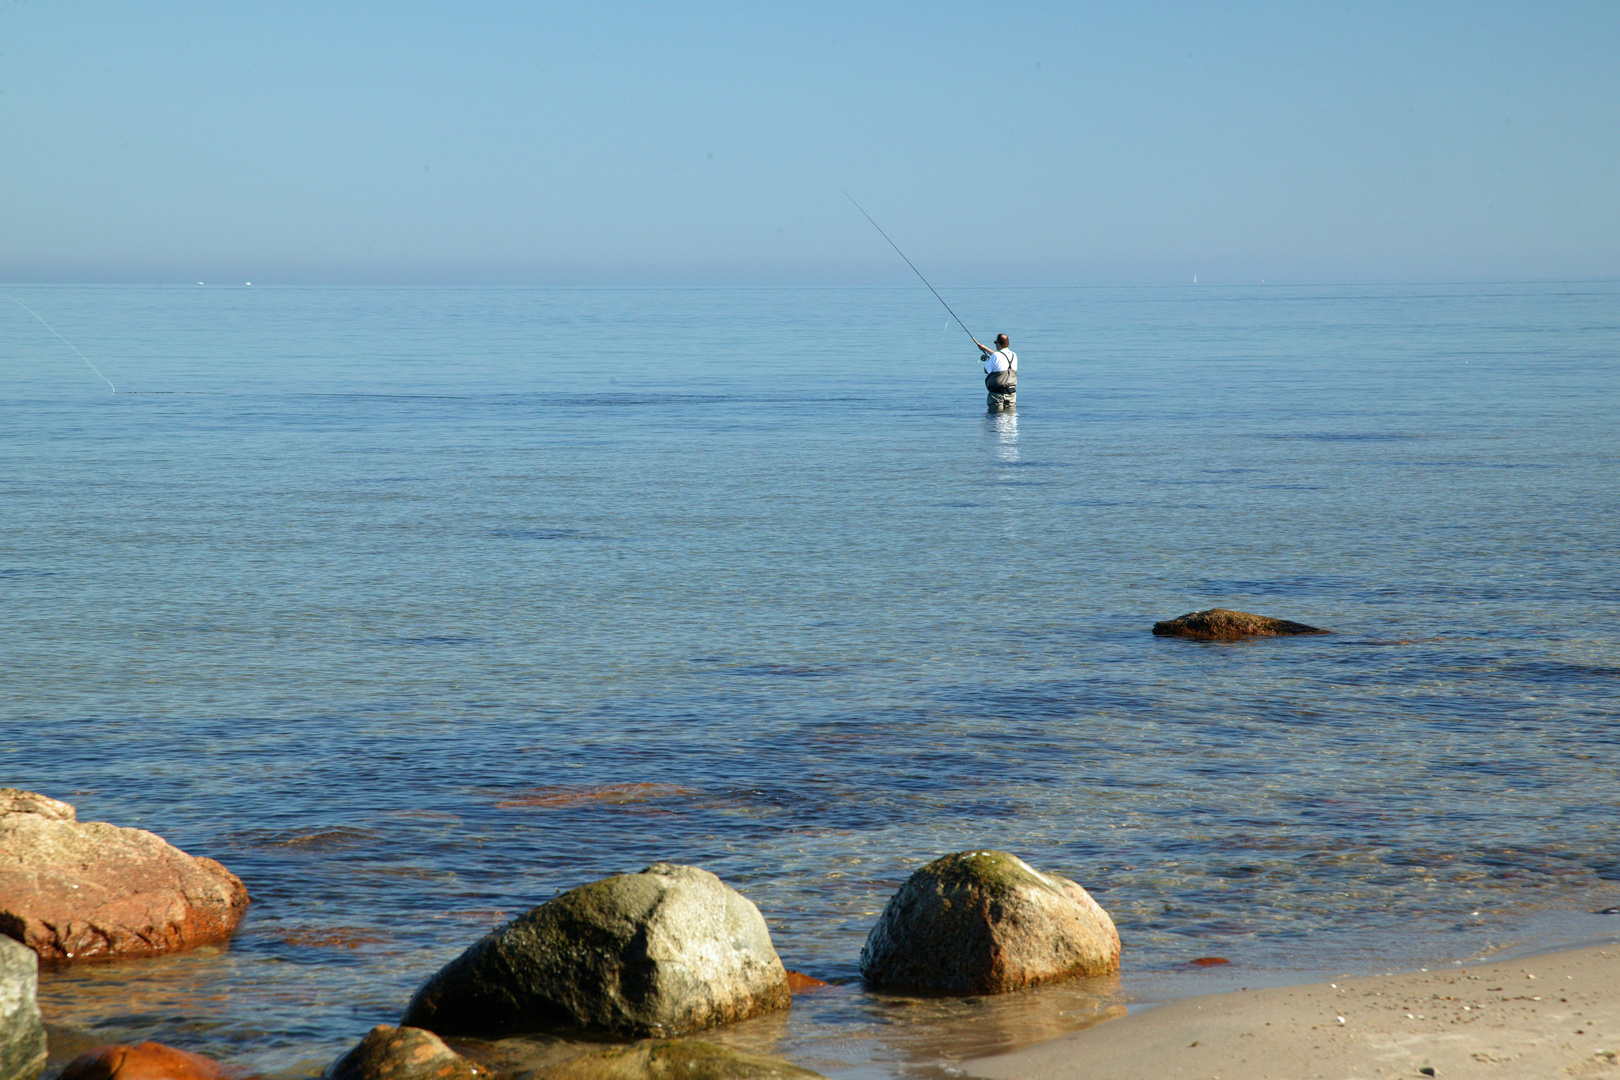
left=5, top=276, right=1618, bottom=290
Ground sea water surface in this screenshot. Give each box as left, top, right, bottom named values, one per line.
left=2, top=283, right=1618, bottom=1078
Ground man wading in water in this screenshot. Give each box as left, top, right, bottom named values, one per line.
left=977, top=334, right=1017, bottom=413
left=840, top=194, right=1019, bottom=412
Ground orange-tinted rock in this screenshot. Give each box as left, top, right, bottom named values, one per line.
left=326, top=1025, right=485, bottom=1080
left=0, top=790, right=249, bottom=964
left=1152, top=609, right=1328, bottom=640
left=59, top=1042, right=232, bottom=1080
left=1187, top=956, right=1231, bottom=967
left=784, top=971, right=831, bottom=992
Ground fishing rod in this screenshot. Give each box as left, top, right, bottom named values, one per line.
left=843, top=190, right=985, bottom=353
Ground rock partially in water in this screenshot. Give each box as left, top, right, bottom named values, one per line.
left=454, top=1037, right=823, bottom=1080
left=860, top=851, right=1119, bottom=995
left=326, top=1026, right=486, bottom=1080
left=782, top=972, right=830, bottom=993
left=402, top=863, right=790, bottom=1038
left=0, top=936, right=45, bottom=1080
left=1151, top=608, right=1328, bottom=640
left=58, top=1042, right=232, bottom=1080
left=0, top=790, right=250, bottom=964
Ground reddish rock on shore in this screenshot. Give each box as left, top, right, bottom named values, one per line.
left=59, top=1042, right=234, bottom=1080
left=1152, top=608, right=1328, bottom=640
left=0, top=790, right=249, bottom=965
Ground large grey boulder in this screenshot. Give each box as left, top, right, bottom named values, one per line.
left=860, top=851, right=1119, bottom=995
left=0, top=789, right=249, bottom=964
left=0, top=936, right=46, bottom=1080
left=402, top=864, right=790, bottom=1038
left=1152, top=608, right=1328, bottom=640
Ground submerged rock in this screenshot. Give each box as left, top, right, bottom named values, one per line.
left=454, top=1038, right=823, bottom=1080
left=402, top=863, right=790, bottom=1038
left=860, top=850, right=1119, bottom=995
left=0, top=937, right=46, bottom=1080
left=58, top=1042, right=232, bottom=1080
left=0, top=790, right=249, bottom=965
left=1151, top=608, right=1328, bottom=640
left=326, top=1026, right=486, bottom=1080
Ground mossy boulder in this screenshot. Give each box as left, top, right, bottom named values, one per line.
left=402, top=864, right=790, bottom=1039
left=860, top=851, right=1119, bottom=995
left=1152, top=608, right=1328, bottom=640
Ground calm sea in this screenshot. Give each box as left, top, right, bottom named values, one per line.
left=3, top=283, right=1617, bottom=1078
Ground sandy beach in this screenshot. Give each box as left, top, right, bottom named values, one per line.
left=963, top=944, right=1620, bottom=1080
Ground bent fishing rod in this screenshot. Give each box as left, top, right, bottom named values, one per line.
left=843, top=190, right=986, bottom=353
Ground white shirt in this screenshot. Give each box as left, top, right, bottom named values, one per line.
left=983, top=347, right=1017, bottom=374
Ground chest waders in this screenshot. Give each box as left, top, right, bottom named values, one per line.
left=985, top=352, right=1016, bottom=413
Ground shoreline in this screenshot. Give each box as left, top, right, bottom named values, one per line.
left=961, top=942, right=1620, bottom=1080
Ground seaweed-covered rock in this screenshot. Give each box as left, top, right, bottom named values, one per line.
left=1151, top=608, right=1328, bottom=640
left=456, top=1038, right=823, bottom=1080
left=0, top=790, right=249, bottom=964
left=57, top=1042, right=231, bottom=1080
left=326, top=1026, right=486, bottom=1080
left=860, top=851, right=1119, bottom=995
left=402, top=864, right=790, bottom=1038
left=0, top=936, right=45, bottom=1080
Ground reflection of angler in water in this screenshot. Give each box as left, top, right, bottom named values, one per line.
left=977, top=333, right=1017, bottom=413
left=986, top=407, right=1019, bottom=460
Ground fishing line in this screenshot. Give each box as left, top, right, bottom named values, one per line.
left=916, top=314, right=953, bottom=407
left=843, top=190, right=982, bottom=351
left=3, top=293, right=118, bottom=393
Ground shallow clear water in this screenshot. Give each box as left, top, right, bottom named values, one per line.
left=3, top=283, right=1618, bottom=1077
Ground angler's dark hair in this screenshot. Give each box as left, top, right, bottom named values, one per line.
left=995, top=334, right=1010, bottom=347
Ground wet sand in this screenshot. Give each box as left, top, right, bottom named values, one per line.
left=963, top=944, right=1620, bottom=1080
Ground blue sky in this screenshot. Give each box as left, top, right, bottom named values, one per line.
left=2, top=2, right=1616, bottom=284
